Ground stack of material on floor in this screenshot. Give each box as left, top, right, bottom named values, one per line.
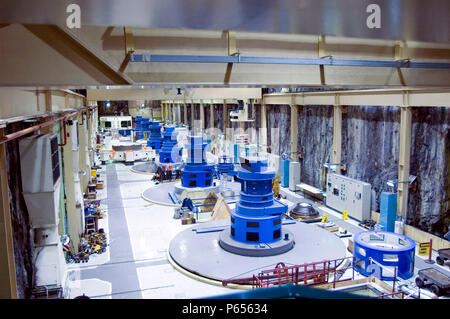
left=96, top=180, right=104, bottom=189
left=181, top=212, right=196, bottom=225
left=87, top=192, right=97, bottom=199
left=210, top=195, right=231, bottom=221
left=317, top=221, right=339, bottom=232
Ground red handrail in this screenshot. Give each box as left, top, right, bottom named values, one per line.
left=222, top=256, right=354, bottom=288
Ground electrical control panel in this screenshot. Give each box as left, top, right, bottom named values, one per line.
left=326, top=173, right=371, bottom=222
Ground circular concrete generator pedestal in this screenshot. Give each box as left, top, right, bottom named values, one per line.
left=173, top=181, right=220, bottom=196
left=142, top=181, right=242, bottom=206
left=131, top=162, right=158, bottom=174
left=168, top=219, right=348, bottom=283
left=219, top=228, right=295, bottom=257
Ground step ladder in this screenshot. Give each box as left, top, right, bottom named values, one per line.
left=85, top=217, right=96, bottom=234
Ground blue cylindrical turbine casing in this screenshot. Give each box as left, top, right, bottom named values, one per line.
left=230, top=158, right=287, bottom=244
left=159, top=126, right=182, bottom=164
left=147, top=120, right=163, bottom=150
left=181, top=136, right=215, bottom=188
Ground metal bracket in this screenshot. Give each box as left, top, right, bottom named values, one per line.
left=124, top=27, right=135, bottom=55
left=227, top=31, right=238, bottom=56
left=394, top=40, right=409, bottom=62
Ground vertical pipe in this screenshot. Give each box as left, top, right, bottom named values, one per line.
left=191, top=102, right=195, bottom=131
left=428, top=239, right=433, bottom=263
left=290, top=102, right=298, bottom=161
left=184, top=101, right=188, bottom=126
left=397, top=93, right=412, bottom=222
left=172, top=101, right=175, bottom=123
left=200, top=100, right=205, bottom=131
left=210, top=102, right=215, bottom=153
left=333, top=95, right=343, bottom=174
left=260, top=101, right=267, bottom=153
left=210, top=103, right=214, bottom=129
left=223, top=101, right=228, bottom=140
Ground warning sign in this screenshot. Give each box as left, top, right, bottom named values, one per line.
left=418, top=242, right=430, bottom=256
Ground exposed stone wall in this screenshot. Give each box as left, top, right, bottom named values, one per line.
left=341, top=105, right=401, bottom=214
left=213, top=104, right=224, bottom=131
left=5, top=123, right=35, bottom=298
left=267, top=105, right=291, bottom=156
left=265, top=101, right=449, bottom=237
left=409, top=107, right=450, bottom=236
left=298, top=105, right=334, bottom=190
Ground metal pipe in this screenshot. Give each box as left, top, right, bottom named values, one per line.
left=0, top=111, right=78, bottom=145
left=58, top=119, right=68, bottom=147
left=130, top=53, right=450, bottom=69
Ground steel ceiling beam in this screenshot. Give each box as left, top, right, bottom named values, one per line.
left=130, top=53, right=450, bottom=69
left=23, top=24, right=134, bottom=85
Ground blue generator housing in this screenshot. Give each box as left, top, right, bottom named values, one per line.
left=181, top=136, right=216, bottom=188
left=353, top=231, right=415, bottom=280
left=159, top=126, right=182, bottom=164
left=134, top=116, right=151, bottom=139
left=230, top=158, right=288, bottom=244
left=147, top=120, right=163, bottom=150
left=217, top=155, right=236, bottom=177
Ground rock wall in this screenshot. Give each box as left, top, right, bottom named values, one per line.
left=5, top=123, right=35, bottom=298
left=203, top=104, right=210, bottom=129
left=213, top=104, right=224, bottom=131
left=267, top=105, right=291, bottom=156
left=409, top=107, right=450, bottom=236
left=297, top=105, right=334, bottom=190
left=265, top=102, right=450, bottom=237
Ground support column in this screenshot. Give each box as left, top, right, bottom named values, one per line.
left=397, top=92, right=412, bottom=221
left=333, top=95, right=343, bottom=174
left=87, top=101, right=97, bottom=166
left=166, top=103, right=169, bottom=122
left=184, top=101, right=188, bottom=125
left=161, top=103, right=164, bottom=121
left=200, top=100, right=205, bottom=131
left=290, top=101, right=298, bottom=161
left=40, top=90, right=54, bottom=134
left=62, top=121, right=82, bottom=250
left=78, top=112, right=89, bottom=191
left=0, top=128, right=18, bottom=299
left=209, top=102, right=215, bottom=153
left=223, top=101, right=228, bottom=140
left=260, top=102, right=267, bottom=153
left=163, top=103, right=167, bottom=121
left=191, top=102, right=195, bottom=130
left=177, top=103, right=181, bottom=125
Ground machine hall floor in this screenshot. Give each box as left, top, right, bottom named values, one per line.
left=63, top=162, right=450, bottom=299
